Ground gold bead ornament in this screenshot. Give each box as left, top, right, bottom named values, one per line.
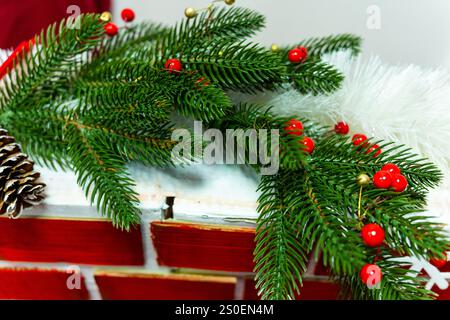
left=184, top=7, right=198, bottom=19
left=356, top=173, right=371, bottom=187
left=100, top=11, right=112, bottom=22
left=271, top=44, right=280, bottom=53
left=224, top=0, right=235, bottom=5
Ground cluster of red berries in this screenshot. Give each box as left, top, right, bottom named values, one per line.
left=104, top=8, right=136, bottom=37
left=288, top=47, right=308, bottom=64
left=373, top=163, right=408, bottom=192
left=360, top=223, right=385, bottom=287
left=284, top=119, right=315, bottom=154
left=351, top=133, right=382, bottom=158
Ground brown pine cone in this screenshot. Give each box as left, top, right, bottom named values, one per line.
left=0, top=129, right=45, bottom=218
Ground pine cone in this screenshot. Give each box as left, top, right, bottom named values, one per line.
left=0, top=129, right=45, bottom=218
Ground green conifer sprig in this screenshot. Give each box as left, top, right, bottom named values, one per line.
left=0, top=14, right=104, bottom=112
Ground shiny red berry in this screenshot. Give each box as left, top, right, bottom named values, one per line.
left=284, top=119, right=304, bottom=136
left=352, top=134, right=368, bottom=146
left=104, top=22, right=119, bottom=36
left=121, top=8, right=136, bottom=22
left=366, top=144, right=382, bottom=157
left=302, top=137, right=315, bottom=154
left=360, top=264, right=382, bottom=287
left=391, top=174, right=408, bottom=192
left=361, top=223, right=385, bottom=247
left=164, top=58, right=182, bottom=73
left=288, top=47, right=308, bottom=64
left=373, top=170, right=392, bottom=189
left=381, top=163, right=401, bottom=176
left=334, top=121, right=349, bottom=135
left=430, top=253, right=448, bottom=269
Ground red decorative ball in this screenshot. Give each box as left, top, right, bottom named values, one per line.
left=334, top=121, right=349, bottom=135
left=284, top=119, right=304, bottom=136
left=352, top=134, right=368, bottom=147
left=288, top=47, right=308, bottom=64
left=381, top=163, right=401, bottom=176
left=164, top=58, right=182, bottom=73
left=360, top=264, right=382, bottom=287
left=361, top=223, right=385, bottom=247
left=390, top=174, right=408, bottom=192
left=121, top=8, right=136, bottom=22
left=302, top=137, right=315, bottom=154
left=366, top=144, right=382, bottom=157
left=104, top=22, right=119, bottom=36
left=373, top=170, right=392, bottom=189
left=430, top=253, right=448, bottom=269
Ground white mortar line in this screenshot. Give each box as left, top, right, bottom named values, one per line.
left=81, top=267, right=101, bottom=300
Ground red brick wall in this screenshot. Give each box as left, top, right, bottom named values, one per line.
left=0, top=217, right=448, bottom=300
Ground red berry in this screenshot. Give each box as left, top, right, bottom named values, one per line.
left=391, top=174, right=408, bottom=192
left=334, top=121, right=349, bottom=135
left=373, top=170, right=392, bottom=189
left=430, top=253, right=448, bottom=269
left=104, top=22, right=119, bottom=36
left=164, top=58, right=182, bottom=73
left=288, top=47, right=308, bottom=64
left=360, top=264, right=382, bottom=287
left=352, top=134, right=368, bottom=147
left=284, top=119, right=304, bottom=136
left=381, top=163, right=401, bottom=176
left=361, top=223, right=385, bottom=247
left=302, top=137, right=315, bottom=154
left=366, top=144, right=382, bottom=157
left=121, top=8, right=136, bottom=22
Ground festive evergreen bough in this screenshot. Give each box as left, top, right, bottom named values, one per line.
left=0, top=5, right=448, bottom=300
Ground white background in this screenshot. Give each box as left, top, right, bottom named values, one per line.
left=112, top=0, right=450, bottom=69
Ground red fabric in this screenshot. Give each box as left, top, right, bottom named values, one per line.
left=0, top=0, right=111, bottom=49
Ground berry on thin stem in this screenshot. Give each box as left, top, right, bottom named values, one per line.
left=366, top=144, right=382, bottom=157
left=373, top=170, right=392, bottom=189
left=121, top=8, right=136, bottom=22
left=288, top=47, right=308, bottom=64
left=361, top=223, right=385, bottom=247
left=352, top=134, right=368, bottom=147
left=104, top=22, right=119, bottom=36
left=360, top=264, right=382, bottom=287
left=164, top=58, right=182, bottom=73
left=334, top=121, right=349, bottom=135
left=284, top=119, right=303, bottom=136
left=302, top=137, right=315, bottom=154
left=391, top=174, right=408, bottom=192
left=381, top=163, right=401, bottom=176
